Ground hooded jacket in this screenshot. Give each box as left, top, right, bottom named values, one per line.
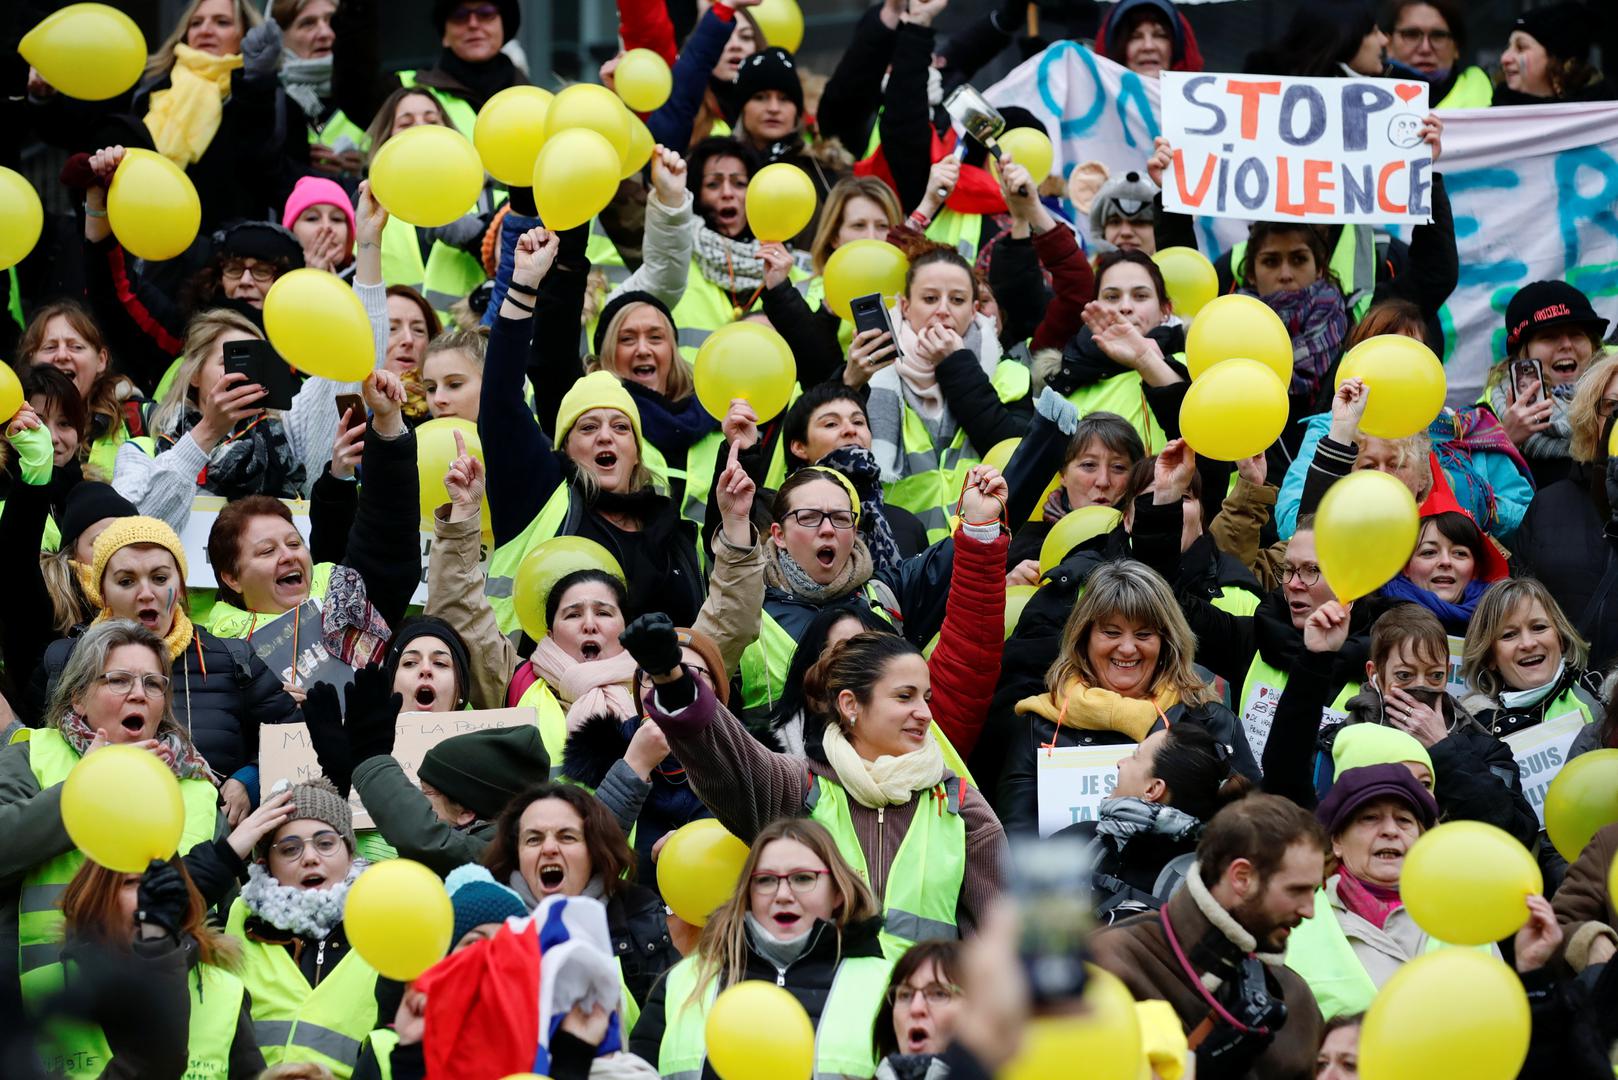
left=1095, top=0, right=1207, bottom=72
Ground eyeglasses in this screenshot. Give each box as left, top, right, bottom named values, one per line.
left=1393, top=27, right=1454, bottom=47
left=783, top=508, right=857, bottom=530
left=97, top=670, right=170, bottom=697
left=448, top=3, right=500, bottom=23
left=270, top=831, right=345, bottom=861
left=1280, top=563, right=1323, bottom=587
left=749, top=869, right=831, bottom=895
left=221, top=259, right=277, bottom=283
left=886, top=982, right=962, bottom=1008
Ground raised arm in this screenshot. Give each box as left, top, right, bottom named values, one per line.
left=691, top=441, right=767, bottom=679
left=610, top=147, right=694, bottom=308
left=341, top=371, right=421, bottom=633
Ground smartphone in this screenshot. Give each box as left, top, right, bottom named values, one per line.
left=223, top=339, right=298, bottom=411
left=1009, top=836, right=1093, bottom=1006
left=334, top=393, right=365, bottom=429
left=849, top=292, right=900, bottom=358
left=1507, top=358, right=1545, bottom=405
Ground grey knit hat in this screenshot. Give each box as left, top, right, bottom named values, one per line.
left=1090, top=170, right=1159, bottom=237
left=281, top=778, right=356, bottom=852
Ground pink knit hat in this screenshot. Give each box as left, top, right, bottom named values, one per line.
left=281, top=176, right=358, bottom=247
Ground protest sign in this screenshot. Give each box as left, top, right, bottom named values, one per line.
left=243, top=599, right=354, bottom=694
left=1503, top=713, right=1588, bottom=827
left=258, top=707, right=537, bottom=829
left=1160, top=72, right=1433, bottom=224
left=1035, top=744, right=1132, bottom=837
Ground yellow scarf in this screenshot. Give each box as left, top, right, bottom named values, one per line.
left=143, top=45, right=242, bottom=167
left=1015, top=678, right=1180, bottom=743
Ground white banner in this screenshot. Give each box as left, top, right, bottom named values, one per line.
left=1035, top=743, right=1133, bottom=837
left=1503, top=712, right=1588, bottom=827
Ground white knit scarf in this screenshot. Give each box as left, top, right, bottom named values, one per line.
left=241, top=859, right=366, bottom=940
left=821, top=723, right=946, bottom=808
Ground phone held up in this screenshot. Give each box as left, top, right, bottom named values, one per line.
left=850, top=292, right=901, bottom=359
left=222, top=339, right=299, bottom=412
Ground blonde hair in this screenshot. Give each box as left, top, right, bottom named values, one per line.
left=1461, top=578, right=1588, bottom=699
left=587, top=302, right=694, bottom=402
left=809, top=177, right=901, bottom=276
left=424, top=326, right=489, bottom=369
left=1046, top=560, right=1216, bottom=706
left=1567, top=354, right=1618, bottom=463
left=148, top=309, right=264, bottom=436
left=144, top=0, right=263, bottom=80
left=42, top=551, right=97, bottom=634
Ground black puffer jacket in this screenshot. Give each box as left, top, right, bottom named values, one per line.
left=30, top=627, right=299, bottom=780
left=612, top=882, right=679, bottom=1008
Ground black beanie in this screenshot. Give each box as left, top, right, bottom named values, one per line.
left=431, top=0, right=521, bottom=42
left=734, top=47, right=805, bottom=114
left=1513, top=3, right=1589, bottom=65
left=385, top=616, right=473, bottom=710
left=591, top=289, right=678, bottom=358
left=58, top=482, right=137, bottom=557
left=418, top=725, right=550, bottom=820
left=211, top=221, right=305, bottom=269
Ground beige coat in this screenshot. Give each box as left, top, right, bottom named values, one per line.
left=1209, top=476, right=1287, bottom=593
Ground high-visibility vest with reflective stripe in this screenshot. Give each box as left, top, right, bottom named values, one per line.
left=884, top=359, right=1031, bottom=542
left=1059, top=370, right=1167, bottom=456
left=361, top=1028, right=398, bottom=1080
left=667, top=259, right=812, bottom=360
left=1436, top=67, right=1493, bottom=110
left=37, top=960, right=245, bottom=1079
left=207, top=562, right=335, bottom=640
left=642, top=430, right=726, bottom=531
left=739, top=586, right=894, bottom=713
left=1229, top=225, right=1374, bottom=322
left=1285, top=888, right=1488, bottom=1019
left=395, top=71, right=477, bottom=136
left=310, top=108, right=372, bottom=155
left=515, top=672, right=571, bottom=765
left=656, top=949, right=890, bottom=1080
left=225, top=898, right=380, bottom=1078
left=486, top=482, right=574, bottom=635
left=380, top=214, right=489, bottom=326
left=924, top=208, right=979, bottom=263
left=806, top=774, right=966, bottom=960
left=17, top=729, right=219, bottom=1001
left=1239, top=654, right=1359, bottom=729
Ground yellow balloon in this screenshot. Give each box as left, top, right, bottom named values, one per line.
left=1359, top=950, right=1529, bottom=1080
left=1153, top=246, right=1218, bottom=318
left=1039, top=505, right=1123, bottom=575
left=1184, top=293, right=1292, bottom=382
left=657, top=820, right=750, bottom=926
left=1544, top=749, right=1618, bottom=861
left=0, top=168, right=43, bottom=272
left=107, top=148, right=201, bottom=261
left=263, top=269, right=373, bottom=382
left=995, top=127, right=1055, bottom=184
left=694, top=322, right=796, bottom=422
left=511, top=536, right=625, bottom=642
left=415, top=417, right=491, bottom=540
left=1335, top=334, right=1447, bottom=439
left=19, top=3, right=146, bottom=101
left=1002, top=966, right=1141, bottom=1080
left=750, top=0, right=806, bottom=51
left=1179, top=358, right=1288, bottom=461
left=1401, top=821, right=1542, bottom=946
left=745, top=162, right=818, bottom=243
left=823, top=239, right=909, bottom=321
left=616, top=48, right=673, bottom=112
left=344, top=859, right=453, bottom=980
left=1314, top=470, right=1419, bottom=602
left=705, top=981, right=813, bottom=1080
left=62, top=744, right=184, bottom=872
left=371, top=124, right=485, bottom=228
left=1006, top=584, right=1038, bottom=639
left=534, top=128, right=622, bottom=232
left=0, top=361, right=23, bottom=424
left=544, top=83, right=633, bottom=166
left=620, top=113, right=656, bottom=180
left=473, top=86, right=554, bottom=186
left=981, top=437, right=1020, bottom=474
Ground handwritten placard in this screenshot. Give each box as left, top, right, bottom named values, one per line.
left=1161, top=71, right=1432, bottom=224
left=1035, top=744, right=1134, bottom=837
left=258, top=706, right=537, bottom=829
left=1503, top=713, right=1588, bottom=827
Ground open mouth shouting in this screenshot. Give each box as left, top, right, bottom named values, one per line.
left=593, top=451, right=619, bottom=474
left=770, top=907, right=805, bottom=933
left=135, top=606, right=163, bottom=631
left=1372, top=845, right=1405, bottom=866
left=579, top=638, right=602, bottom=660
left=536, top=863, right=568, bottom=894
left=628, top=359, right=660, bottom=387
left=904, top=1023, right=935, bottom=1054
left=414, top=684, right=437, bottom=709
left=715, top=204, right=742, bottom=231
left=299, top=870, right=329, bottom=889
left=814, top=543, right=838, bottom=569
left=120, top=711, right=148, bottom=736
left=1551, top=356, right=1579, bottom=377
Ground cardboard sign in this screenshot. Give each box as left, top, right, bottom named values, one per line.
left=412, top=530, right=491, bottom=607
left=1503, top=713, right=1588, bottom=827
left=1035, top=744, right=1133, bottom=837
left=1445, top=635, right=1467, bottom=698
left=258, top=707, right=537, bottom=829
left=1161, top=71, right=1433, bottom=223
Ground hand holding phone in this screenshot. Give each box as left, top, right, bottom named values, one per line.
left=223, top=339, right=298, bottom=411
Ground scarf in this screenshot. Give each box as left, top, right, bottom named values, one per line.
left=744, top=913, right=818, bottom=970
left=868, top=309, right=1001, bottom=483
left=877, top=1055, right=952, bottom=1080
left=1094, top=797, right=1203, bottom=852
left=693, top=225, right=765, bottom=297
left=1334, top=869, right=1403, bottom=932
left=59, top=708, right=215, bottom=781
left=525, top=639, right=638, bottom=733
left=240, top=859, right=365, bottom=940
left=623, top=383, right=719, bottom=455
left=91, top=605, right=194, bottom=662
left=817, top=446, right=903, bottom=579
left=1015, top=677, right=1180, bottom=743
left=143, top=45, right=242, bottom=167
left=1380, top=573, right=1487, bottom=633
left=1488, top=377, right=1575, bottom=466
left=432, top=47, right=520, bottom=110
left=764, top=540, right=874, bottom=603
left=161, top=407, right=307, bottom=500
left=1499, top=660, right=1567, bottom=710
left=1244, top=281, right=1347, bottom=400
left=280, top=52, right=332, bottom=118
left=821, top=722, right=946, bottom=808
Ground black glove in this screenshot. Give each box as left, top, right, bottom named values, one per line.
left=302, top=680, right=355, bottom=796
left=346, top=663, right=404, bottom=765
left=620, top=613, right=683, bottom=676
left=135, top=859, right=188, bottom=939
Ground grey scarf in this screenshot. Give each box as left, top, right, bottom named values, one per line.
left=241, top=859, right=366, bottom=940
left=508, top=870, right=608, bottom=909
left=1094, top=797, right=1203, bottom=851
left=280, top=53, right=332, bottom=119
left=764, top=541, right=874, bottom=603
left=744, top=913, right=818, bottom=971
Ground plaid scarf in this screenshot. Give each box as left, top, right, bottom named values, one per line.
left=59, top=708, right=215, bottom=782
left=816, top=445, right=904, bottom=579
left=1246, top=281, right=1348, bottom=399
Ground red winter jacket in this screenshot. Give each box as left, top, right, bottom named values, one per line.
left=926, top=528, right=1010, bottom=758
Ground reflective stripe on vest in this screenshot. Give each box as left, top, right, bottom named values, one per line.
left=640, top=431, right=726, bottom=532
left=18, top=729, right=219, bottom=998
left=396, top=72, right=477, bottom=136
left=517, top=673, right=571, bottom=765
left=379, top=213, right=489, bottom=324
left=739, top=588, right=893, bottom=713
left=1239, top=655, right=1358, bottom=723
left=1230, top=227, right=1373, bottom=322
left=585, top=220, right=632, bottom=288
left=226, top=898, right=379, bottom=1077
left=485, top=483, right=574, bottom=634
left=670, top=265, right=740, bottom=360
left=805, top=775, right=966, bottom=960
left=1436, top=67, right=1493, bottom=110
left=656, top=952, right=891, bottom=1079
left=207, top=563, right=335, bottom=640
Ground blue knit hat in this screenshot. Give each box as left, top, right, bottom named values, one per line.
left=446, top=865, right=530, bottom=948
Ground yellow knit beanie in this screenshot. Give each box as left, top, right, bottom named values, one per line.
left=87, top=516, right=190, bottom=608
left=554, top=370, right=644, bottom=452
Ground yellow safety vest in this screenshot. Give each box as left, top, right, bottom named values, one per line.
left=395, top=71, right=477, bottom=136
left=379, top=214, right=489, bottom=326
left=310, top=108, right=372, bottom=155
left=486, top=483, right=574, bottom=635
left=225, top=898, right=380, bottom=1078
left=207, top=563, right=335, bottom=640
left=16, top=729, right=219, bottom=1001
left=1229, top=226, right=1374, bottom=322
left=1436, top=67, right=1493, bottom=110
left=86, top=415, right=135, bottom=481
left=360, top=1028, right=398, bottom=1080
left=1238, top=654, right=1359, bottom=754
left=655, top=950, right=891, bottom=1080
left=925, top=207, right=980, bottom=263
left=1060, top=370, right=1166, bottom=456
left=515, top=672, right=571, bottom=765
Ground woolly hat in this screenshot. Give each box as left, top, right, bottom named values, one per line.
left=281, top=176, right=358, bottom=245
left=88, top=516, right=189, bottom=606
left=385, top=616, right=473, bottom=711
left=1316, top=763, right=1439, bottom=835
left=418, top=725, right=550, bottom=820
left=431, top=0, right=521, bottom=42
left=1331, top=724, right=1435, bottom=787
left=266, top=778, right=356, bottom=855
left=446, top=864, right=530, bottom=946
left=1512, top=3, right=1589, bottom=65
left=591, top=290, right=677, bottom=359
left=675, top=627, right=729, bottom=705
left=211, top=220, right=305, bottom=269
left=1504, top=279, right=1607, bottom=352
left=735, top=47, right=804, bottom=113
left=58, top=482, right=136, bottom=558
left=1090, top=170, right=1159, bottom=236
left=554, top=370, right=644, bottom=448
